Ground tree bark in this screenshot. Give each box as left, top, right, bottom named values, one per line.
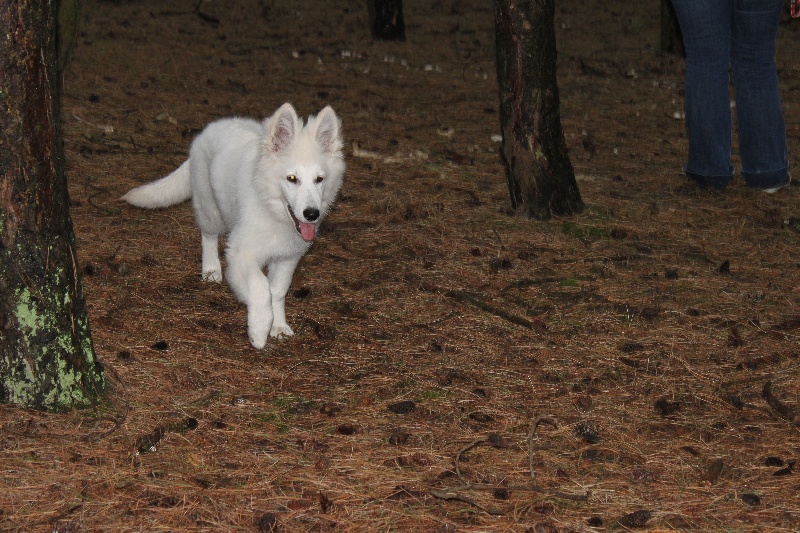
left=660, top=0, right=684, bottom=57
left=0, top=1, right=104, bottom=410
left=493, top=0, right=582, bottom=220
left=367, top=0, right=405, bottom=41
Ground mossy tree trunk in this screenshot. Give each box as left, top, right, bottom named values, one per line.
left=493, top=0, right=583, bottom=220
left=0, top=0, right=104, bottom=410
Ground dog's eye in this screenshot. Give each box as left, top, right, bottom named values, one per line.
left=286, top=175, right=297, bottom=183
left=315, top=176, right=324, bottom=184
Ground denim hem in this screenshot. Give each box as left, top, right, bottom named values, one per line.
left=743, top=167, right=789, bottom=189
left=685, top=171, right=733, bottom=190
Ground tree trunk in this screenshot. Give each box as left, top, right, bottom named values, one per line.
left=493, top=0, right=582, bottom=220
left=57, top=0, right=80, bottom=73
left=367, top=0, right=405, bottom=41
left=0, top=1, right=104, bottom=410
left=660, top=0, right=684, bottom=57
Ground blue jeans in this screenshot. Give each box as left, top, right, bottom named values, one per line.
left=671, top=0, right=789, bottom=189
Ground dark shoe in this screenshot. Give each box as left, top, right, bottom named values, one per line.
left=761, top=175, right=791, bottom=194
left=686, top=170, right=733, bottom=190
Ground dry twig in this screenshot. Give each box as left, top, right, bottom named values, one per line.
left=445, top=290, right=534, bottom=330
left=762, top=381, right=800, bottom=426
left=430, top=415, right=589, bottom=515
left=528, top=415, right=590, bottom=502
left=80, top=362, right=129, bottom=442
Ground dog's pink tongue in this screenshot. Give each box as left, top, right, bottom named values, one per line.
left=299, top=222, right=316, bottom=241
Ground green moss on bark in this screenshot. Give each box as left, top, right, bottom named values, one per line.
left=2, top=259, right=104, bottom=411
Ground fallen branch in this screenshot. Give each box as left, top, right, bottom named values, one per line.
left=445, top=290, right=534, bottom=330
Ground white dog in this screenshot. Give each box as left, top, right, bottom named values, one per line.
left=123, top=103, right=345, bottom=348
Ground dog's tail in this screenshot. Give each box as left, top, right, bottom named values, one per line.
left=122, top=160, right=192, bottom=209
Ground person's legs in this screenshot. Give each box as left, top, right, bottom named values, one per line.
left=731, top=0, right=789, bottom=189
left=671, top=0, right=734, bottom=188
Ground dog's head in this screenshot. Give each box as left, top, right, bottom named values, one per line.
left=259, top=103, right=345, bottom=242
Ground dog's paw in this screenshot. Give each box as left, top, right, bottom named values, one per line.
left=248, top=310, right=273, bottom=349
left=202, top=269, right=223, bottom=283
left=248, top=333, right=268, bottom=349
left=270, top=323, right=294, bottom=338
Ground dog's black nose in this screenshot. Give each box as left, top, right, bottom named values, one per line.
left=303, top=208, right=320, bottom=222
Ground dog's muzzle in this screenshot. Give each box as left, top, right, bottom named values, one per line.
left=287, top=205, right=317, bottom=241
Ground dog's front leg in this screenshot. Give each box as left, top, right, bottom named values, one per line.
left=267, top=257, right=301, bottom=338
left=200, top=233, right=223, bottom=282
left=226, top=249, right=273, bottom=349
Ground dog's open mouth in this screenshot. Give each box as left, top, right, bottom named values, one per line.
left=287, top=205, right=316, bottom=241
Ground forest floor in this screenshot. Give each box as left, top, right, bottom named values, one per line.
left=2, top=0, right=800, bottom=531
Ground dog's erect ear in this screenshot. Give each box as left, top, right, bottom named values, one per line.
left=266, top=103, right=298, bottom=153
left=313, top=106, right=343, bottom=154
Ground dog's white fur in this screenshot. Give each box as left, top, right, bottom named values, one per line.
left=123, top=103, right=345, bottom=348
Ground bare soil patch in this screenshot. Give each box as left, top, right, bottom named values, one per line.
left=2, top=0, right=799, bottom=531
